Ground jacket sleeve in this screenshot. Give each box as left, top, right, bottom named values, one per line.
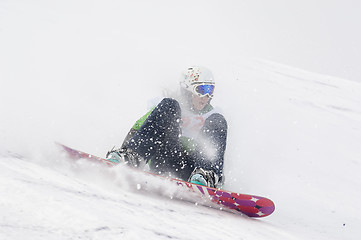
left=120, top=107, right=156, bottom=149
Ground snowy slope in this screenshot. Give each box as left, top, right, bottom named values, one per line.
left=1, top=62, right=360, bottom=240
left=0, top=150, right=290, bottom=240
left=1, top=1, right=361, bottom=239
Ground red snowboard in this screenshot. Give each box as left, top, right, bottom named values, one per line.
left=57, top=143, right=275, bottom=218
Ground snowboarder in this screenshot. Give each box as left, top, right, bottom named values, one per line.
left=106, top=66, right=228, bottom=188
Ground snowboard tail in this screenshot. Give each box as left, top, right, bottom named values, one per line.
left=57, top=143, right=275, bottom=218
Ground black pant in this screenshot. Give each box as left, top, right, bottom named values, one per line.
left=127, top=98, right=227, bottom=181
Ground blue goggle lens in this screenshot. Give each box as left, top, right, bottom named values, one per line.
left=195, top=84, right=215, bottom=97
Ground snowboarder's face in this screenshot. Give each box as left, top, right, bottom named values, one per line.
left=191, top=94, right=211, bottom=111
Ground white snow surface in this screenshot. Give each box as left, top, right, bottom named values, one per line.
left=1, top=1, right=361, bottom=239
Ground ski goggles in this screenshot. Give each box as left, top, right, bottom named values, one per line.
left=193, top=84, right=215, bottom=98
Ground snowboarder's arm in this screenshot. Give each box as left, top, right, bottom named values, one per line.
left=121, top=107, right=156, bottom=148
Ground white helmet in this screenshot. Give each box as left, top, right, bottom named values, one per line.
left=180, top=66, right=216, bottom=98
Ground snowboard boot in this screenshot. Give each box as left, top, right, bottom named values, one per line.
left=106, top=147, right=141, bottom=167
left=188, top=168, right=219, bottom=188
